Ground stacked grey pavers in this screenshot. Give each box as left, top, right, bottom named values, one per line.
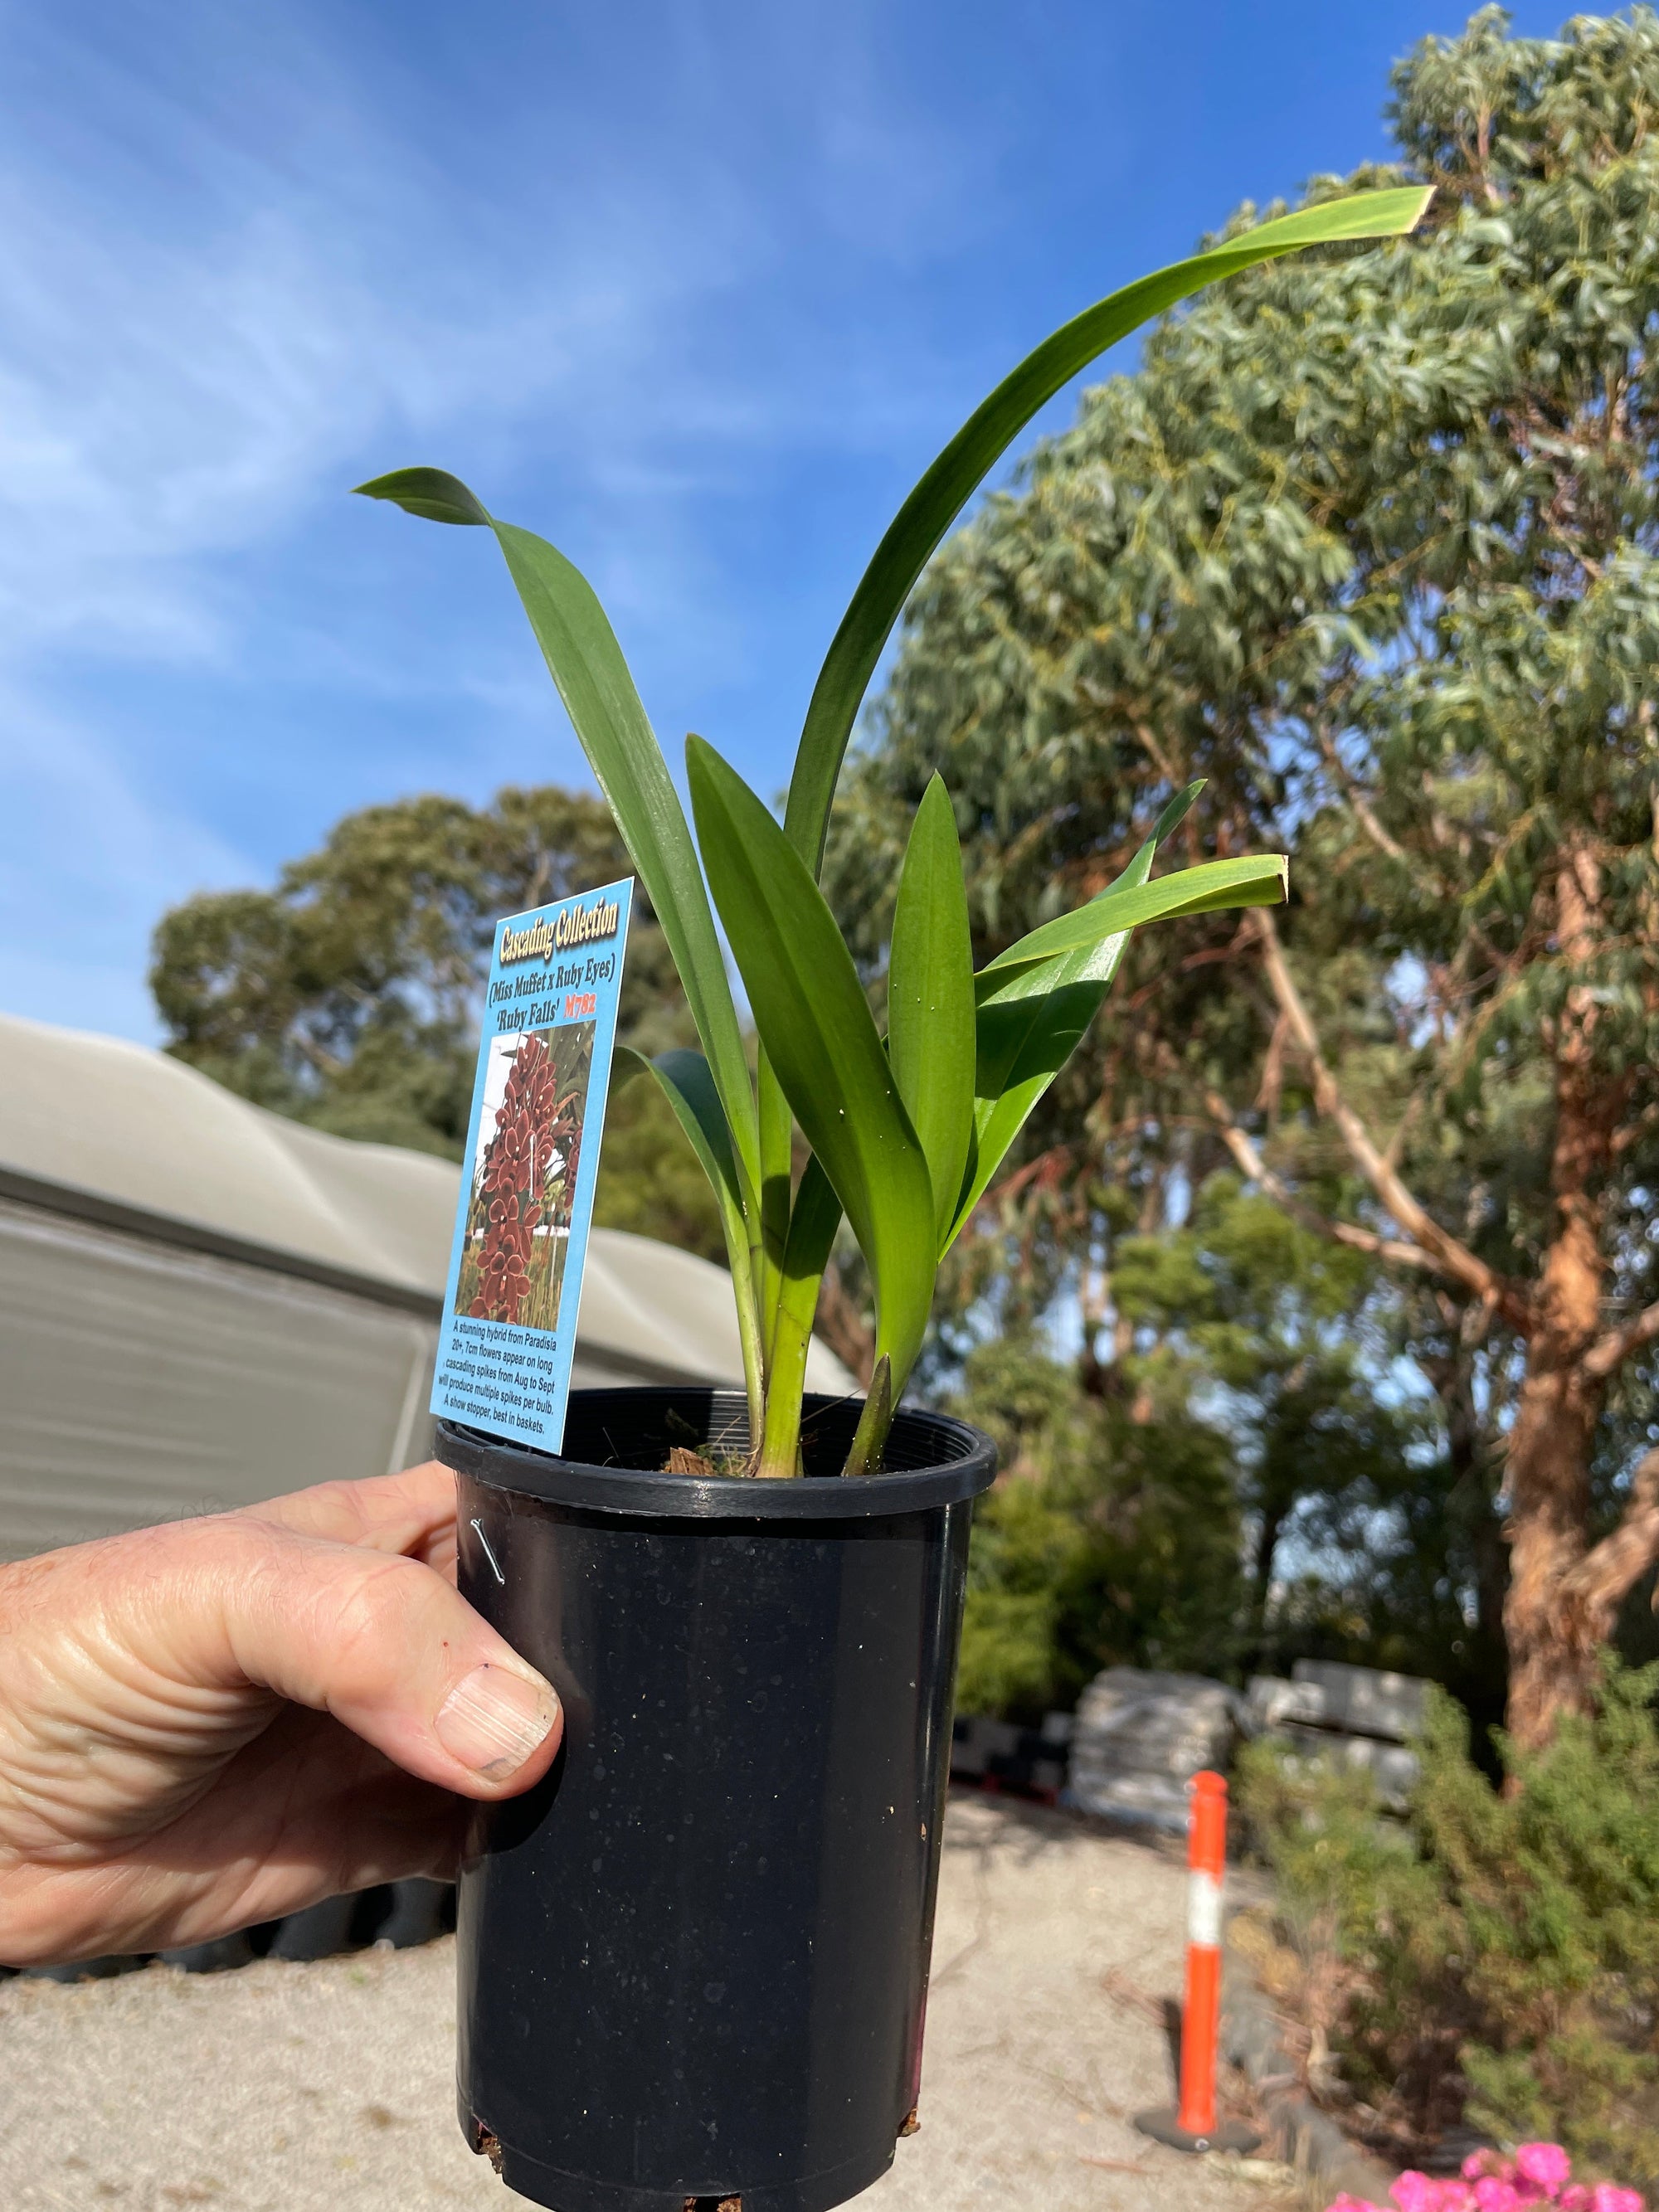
left=1244, top=1659, right=1426, bottom=1811
left=1063, top=1667, right=1238, bottom=1833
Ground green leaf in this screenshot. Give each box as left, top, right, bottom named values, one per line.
left=888, top=774, right=975, bottom=1252
left=353, top=466, right=490, bottom=527
left=686, top=736, right=937, bottom=1393
left=756, top=1053, right=793, bottom=1357
left=949, top=952, right=1131, bottom=1256
left=614, top=1045, right=763, bottom=1430
left=979, top=853, right=1287, bottom=984
left=1149, top=777, right=1205, bottom=847
left=781, top=187, right=1432, bottom=877
left=613, top=1044, right=744, bottom=1227
left=759, top=1154, right=844, bottom=1477
left=353, top=469, right=760, bottom=1218
left=944, top=783, right=1212, bottom=1251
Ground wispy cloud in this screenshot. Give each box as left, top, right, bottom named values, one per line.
left=0, top=0, right=995, bottom=668
left=0, top=678, right=250, bottom=1033
left=0, top=0, right=1459, bottom=1044
left=0, top=0, right=1014, bottom=1037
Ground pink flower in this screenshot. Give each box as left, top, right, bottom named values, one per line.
left=1467, top=2155, right=1512, bottom=2182
left=1390, top=2180, right=1477, bottom=2212
left=1394, top=2178, right=1438, bottom=2212
left=1590, top=2190, right=1644, bottom=2212
left=1515, top=2146, right=1571, bottom=2197
left=1559, top=2192, right=1592, bottom=2212
left=1475, top=2183, right=1523, bottom=2212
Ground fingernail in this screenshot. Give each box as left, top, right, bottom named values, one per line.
left=435, top=1662, right=560, bottom=1778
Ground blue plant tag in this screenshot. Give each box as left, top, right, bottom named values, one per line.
left=431, top=878, right=633, bottom=1452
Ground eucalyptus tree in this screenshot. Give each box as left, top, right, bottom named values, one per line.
left=833, top=7, right=1659, bottom=1744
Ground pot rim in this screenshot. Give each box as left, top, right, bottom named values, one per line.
left=435, top=1387, right=996, bottom=1522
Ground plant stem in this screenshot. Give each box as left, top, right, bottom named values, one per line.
left=755, top=1155, right=843, bottom=1476
left=757, top=1050, right=793, bottom=1364
left=840, top=1355, right=893, bottom=1478
left=757, top=1366, right=803, bottom=1478
left=727, top=1227, right=766, bottom=1446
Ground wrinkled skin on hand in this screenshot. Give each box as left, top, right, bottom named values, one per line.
left=0, top=1464, right=562, bottom=1966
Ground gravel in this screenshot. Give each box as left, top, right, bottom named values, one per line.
left=0, top=1794, right=1295, bottom=2212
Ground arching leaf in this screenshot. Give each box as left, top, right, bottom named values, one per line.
left=687, top=737, right=937, bottom=1393
left=888, top=774, right=975, bottom=1251
left=782, top=187, right=1432, bottom=877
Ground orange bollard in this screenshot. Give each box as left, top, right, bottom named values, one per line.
left=1177, top=1772, right=1227, bottom=2135
left=1134, top=1770, right=1260, bottom=2157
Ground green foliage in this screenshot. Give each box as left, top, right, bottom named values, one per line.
left=611, top=1044, right=759, bottom=1377
left=1238, top=1662, right=1659, bottom=2187
left=358, top=192, right=1419, bottom=1470
left=932, top=1161, right=1492, bottom=1721
left=829, top=6, right=1659, bottom=1674
left=780, top=186, right=1429, bottom=880
left=1115, top=1174, right=1436, bottom=1652
left=685, top=732, right=937, bottom=1407
left=354, top=473, right=764, bottom=1227
left=589, top=1076, right=732, bottom=1266
left=149, top=785, right=727, bottom=1262
left=888, top=775, right=976, bottom=1252
left=953, top=1337, right=1244, bottom=1716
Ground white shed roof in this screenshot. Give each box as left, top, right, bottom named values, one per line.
left=0, top=1011, right=851, bottom=1396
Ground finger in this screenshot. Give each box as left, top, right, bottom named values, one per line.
left=142, top=1519, right=562, bottom=1800
left=242, top=1461, right=460, bottom=1563
left=0, top=1718, right=469, bottom=1966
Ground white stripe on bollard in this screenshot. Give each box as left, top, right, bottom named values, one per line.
left=1187, top=1868, right=1223, bottom=1950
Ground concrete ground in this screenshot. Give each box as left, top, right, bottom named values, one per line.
left=0, top=1794, right=1297, bottom=2212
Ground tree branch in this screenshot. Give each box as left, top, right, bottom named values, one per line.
left=1203, top=1089, right=1433, bottom=1271
left=1583, top=1299, right=1659, bottom=1384
left=1252, top=908, right=1532, bottom=1331
left=1311, top=722, right=1418, bottom=873
left=1559, top=1447, right=1659, bottom=1633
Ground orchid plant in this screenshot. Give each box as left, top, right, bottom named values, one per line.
left=360, top=187, right=1428, bottom=1477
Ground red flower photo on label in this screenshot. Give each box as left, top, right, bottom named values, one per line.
left=455, top=1023, right=596, bottom=1330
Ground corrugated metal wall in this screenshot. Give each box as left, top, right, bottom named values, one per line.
left=0, top=1196, right=440, bottom=1560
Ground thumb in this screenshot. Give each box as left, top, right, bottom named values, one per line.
left=165, top=1517, right=563, bottom=1798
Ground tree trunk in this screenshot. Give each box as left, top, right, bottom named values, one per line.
left=1501, top=1335, right=1602, bottom=1750
left=1422, top=1303, right=1509, bottom=1675
left=1250, top=1493, right=1289, bottom=1669
left=1501, top=840, right=1618, bottom=1751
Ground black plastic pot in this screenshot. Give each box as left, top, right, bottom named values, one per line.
left=435, top=1387, right=996, bottom=2212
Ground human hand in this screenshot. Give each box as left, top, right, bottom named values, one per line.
left=0, top=1463, right=562, bottom=1966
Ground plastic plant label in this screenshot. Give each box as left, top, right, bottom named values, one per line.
left=431, top=878, right=633, bottom=1452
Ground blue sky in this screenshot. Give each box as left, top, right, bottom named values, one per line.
left=1, top=0, right=1563, bottom=1042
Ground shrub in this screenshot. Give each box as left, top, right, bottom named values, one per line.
left=952, top=1338, right=1244, bottom=1716
left=1240, top=1663, right=1659, bottom=2192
